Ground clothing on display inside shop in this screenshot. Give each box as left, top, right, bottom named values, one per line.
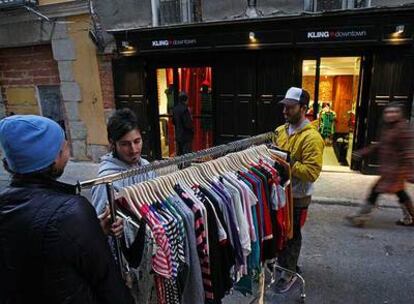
left=115, top=145, right=294, bottom=304
left=319, top=108, right=336, bottom=139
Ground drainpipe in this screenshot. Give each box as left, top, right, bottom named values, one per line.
left=151, top=0, right=159, bottom=26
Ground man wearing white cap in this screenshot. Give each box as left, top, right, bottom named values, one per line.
left=273, top=87, right=324, bottom=293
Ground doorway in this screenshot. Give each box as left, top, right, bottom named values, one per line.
left=156, top=66, right=213, bottom=158
left=302, top=56, right=362, bottom=171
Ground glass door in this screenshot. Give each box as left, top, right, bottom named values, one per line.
left=302, top=56, right=361, bottom=169
left=156, top=66, right=213, bottom=158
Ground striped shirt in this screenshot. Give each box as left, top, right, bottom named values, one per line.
left=139, top=205, right=173, bottom=279
left=174, top=185, right=214, bottom=300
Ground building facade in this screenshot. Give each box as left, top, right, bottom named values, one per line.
left=2, top=0, right=413, bottom=172
left=95, top=0, right=414, bottom=173
left=0, top=0, right=115, bottom=161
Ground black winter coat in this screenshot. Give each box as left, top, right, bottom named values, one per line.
left=172, top=102, right=194, bottom=143
left=0, top=177, right=134, bottom=304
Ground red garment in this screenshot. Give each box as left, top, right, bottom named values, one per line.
left=299, top=208, right=308, bottom=228
left=139, top=205, right=173, bottom=279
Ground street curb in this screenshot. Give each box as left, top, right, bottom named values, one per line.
left=312, top=197, right=400, bottom=209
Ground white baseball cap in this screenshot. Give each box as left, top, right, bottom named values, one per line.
left=281, top=87, right=310, bottom=107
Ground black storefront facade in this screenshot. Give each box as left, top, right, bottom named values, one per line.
left=112, top=7, right=414, bottom=174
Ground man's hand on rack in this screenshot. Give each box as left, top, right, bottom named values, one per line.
left=98, top=207, right=124, bottom=239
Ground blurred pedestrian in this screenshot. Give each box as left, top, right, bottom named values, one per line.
left=347, top=102, right=414, bottom=227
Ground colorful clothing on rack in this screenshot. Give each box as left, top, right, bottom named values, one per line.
left=120, top=151, right=294, bottom=304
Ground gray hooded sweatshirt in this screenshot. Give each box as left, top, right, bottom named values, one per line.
left=91, top=153, right=156, bottom=216
left=91, top=153, right=157, bottom=304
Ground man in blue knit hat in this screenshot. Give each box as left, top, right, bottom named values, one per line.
left=0, top=115, right=133, bottom=304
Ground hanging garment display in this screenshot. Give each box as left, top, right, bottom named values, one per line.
left=115, top=145, right=294, bottom=304
left=319, top=110, right=336, bottom=139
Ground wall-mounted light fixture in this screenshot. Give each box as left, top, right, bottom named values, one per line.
left=395, top=25, right=405, bottom=35
left=249, top=31, right=257, bottom=43
left=119, top=41, right=137, bottom=56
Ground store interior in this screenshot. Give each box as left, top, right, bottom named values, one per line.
left=157, top=67, right=213, bottom=158
left=302, top=57, right=361, bottom=171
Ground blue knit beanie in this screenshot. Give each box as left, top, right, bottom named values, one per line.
left=0, top=115, right=65, bottom=174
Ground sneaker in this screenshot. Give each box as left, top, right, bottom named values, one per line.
left=395, top=219, right=414, bottom=227
left=345, top=214, right=370, bottom=227
left=274, top=275, right=298, bottom=294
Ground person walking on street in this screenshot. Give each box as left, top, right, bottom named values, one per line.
left=273, top=87, right=324, bottom=293
left=173, top=92, right=194, bottom=156
left=0, top=115, right=133, bottom=304
left=347, top=102, right=414, bottom=227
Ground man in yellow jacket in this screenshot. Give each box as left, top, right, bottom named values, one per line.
left=273, top=87, right=324, bottom=293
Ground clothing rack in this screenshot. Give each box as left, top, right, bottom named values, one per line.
left=77, top=132, right=274, bottom=189
left=76, top=133, right=273, bottom=276
left=76, top=131, right=306, bottom=302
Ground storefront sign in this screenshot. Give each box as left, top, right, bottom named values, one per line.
left=151, top=38, right=198, bottom=48
left=0, top=0, right=38, bottom=9
left=298, top=26, right=377, bottom=43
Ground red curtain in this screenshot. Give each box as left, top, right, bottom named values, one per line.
left=178, top=67, right=212, bottom=151
left=166, top=68, right=175, bottom=156
left=165, top=67, right=212, bottom=156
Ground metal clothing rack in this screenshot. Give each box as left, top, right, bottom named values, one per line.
left=76, top=131, right=306, bottom=301
left=76, top=133, right=272, bottom=274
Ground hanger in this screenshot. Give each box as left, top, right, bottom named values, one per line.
left=118, top=186, right=142, bottom=220
left=207, top=159, right=221, bottom=176
left=216, top=156, right=230, bottom=173
left=147, top=179, right=166, bottom=201
left=158, top=175, right=174, bottom=198
left=141, top=181, right=158, bottom=205
left=191, top=166, right=209, bottom=187
left=225, top=153, right=241, bottom=171
left=130, top=181, right=151, bottom=207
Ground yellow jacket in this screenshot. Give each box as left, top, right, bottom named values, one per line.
left=274, top=121, right=324, bottom=198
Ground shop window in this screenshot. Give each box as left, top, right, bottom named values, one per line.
left=317, top=0, right=344, bottom=10
left=306, top=0, right=371, bottom=11
left=302, top=57, right=362, bottom=170
left=302, top=60, right=318, bottom=121
left=354, top=0, right=371, bottom=8
left=159, top=0, right=192, bottom=25
left=156, top=67, right=213, bottom=158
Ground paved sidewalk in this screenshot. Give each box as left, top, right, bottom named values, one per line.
left=313, top=171, right=414, bottom=209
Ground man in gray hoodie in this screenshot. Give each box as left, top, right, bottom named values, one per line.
left=91, top=108, right=156, bottom=303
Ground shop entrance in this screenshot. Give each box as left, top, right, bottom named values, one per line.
left=155, top=66, right=213, bottom=158
left=302, top=56, right=362, bottom=171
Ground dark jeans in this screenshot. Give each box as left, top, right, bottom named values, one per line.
left=368, top=188, right=411, bottom=205
left=278, top=206, right=309, bottom=273
left=176, top=141, right=192, bottom=156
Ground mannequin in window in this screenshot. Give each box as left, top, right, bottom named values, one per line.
left=319, top=103, right=336, bottom=145
left=165, top=84, right=175, bottom=114
left=200, top=80, right=212, bottom=132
